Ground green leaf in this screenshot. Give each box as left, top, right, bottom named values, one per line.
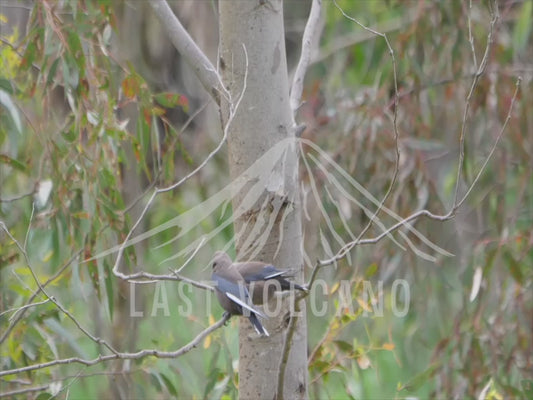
left=0, top=78, right=15, bottom=94
left=0, top=89, right=22, bottom=134
left=333, top=340, right=353, bottom=354
left=67, top=30, right=86, bottom=72
left=64, top=55, right=80, bottom=88
left=398, top=362, right=440, bottom=392
left=521, top=379, right=533, bottom=398
left=504, top=251, right=524, bottom=284
left=154, top=92, right=189, bottom=111
left=484, top=247, right=497, bottom=275
left=104, top=261, right=114, bottom=320
left=160, top=373, right=178, bottom=396
left=122, top=72, right=143, bottom=99
left=87, top=260, right=101, bottom=300
left=62, top=123, right=77, bottom=143
left=512, top=0, right=533, bottom=54
left=0, top=154, right=26, bottom=171
left=365, top=262, right=378, bottom=278
left=46, top=58, right=60, bottom=88
left=149, top=372, right=163, bottom=392
left=20, top=41, right=37, bottom=70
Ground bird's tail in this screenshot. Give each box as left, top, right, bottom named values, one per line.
left=248, top=313, right=269, bottom=337
left=294, top=283, right=309, bottom=293
left=279, top=278, right=308, bottom=293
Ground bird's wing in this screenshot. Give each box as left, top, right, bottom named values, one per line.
left=238, top=264, right=285, bottom=281
left=213, top=273, right=246, bottom=297
left=212, top=273, right=267, bottom=318
left=226, top=292, right=267, bottom=318
left=260, top=265, right=286, bottom=280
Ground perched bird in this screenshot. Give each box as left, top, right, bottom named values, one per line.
left=211, top=251, right=269, bottom=336
left=235, top=260, right=308, bottom=304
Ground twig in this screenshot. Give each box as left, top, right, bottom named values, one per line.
left=0, top=385, right=51, bottom=398
left=290, top=0, right=323, bottom=113
left=456, top=76, right=521, bottom=209
left=276, top=295, right=304, bottom=400
left=467, top=0, right=478, bottom=70
left=0, top=190, right=34, bottom=203
left=311, top=12, right=418, bottom=65
left=0, top=298, right=51, bottom=319
left=453, top=4, right=498, bottom=206
left=0, top=314, right=230, bottom=378
left=149, top=0, right=225, bottom=105
left=173, top=236, right=207, bottom=273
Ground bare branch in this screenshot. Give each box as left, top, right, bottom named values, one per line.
left=453, top=6, right=498, bottom=206
left=0, top=189, right=34, bottom=203
left=0, top=314, right=230, bottom=378
left=311, top=12, right=418, bottom=65
left=0, top=298, right=51, bottom=319
left=149, top=0, right=225, bottom=105
left=290, top=0, right=323, bottom=113
left=467, top=0, right=478, bottom=70
left=0, top=385, right=51, bottom=398
left=456, top=76, right=522, bottom=208
left=276, top=295, right=305, bottom=400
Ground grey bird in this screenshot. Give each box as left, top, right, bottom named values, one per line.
left=235, top=259, right=308, bottom=304
left=211, top=251, right=269, bottom=336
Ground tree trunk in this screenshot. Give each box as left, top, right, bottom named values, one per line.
left=219, top=1, right=308, bottom=399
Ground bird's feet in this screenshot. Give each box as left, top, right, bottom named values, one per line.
left=222, top=311, right=231, bottom=325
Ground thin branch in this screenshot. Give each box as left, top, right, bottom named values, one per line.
left=0, top=298, right=51, bottom=319
left=276, top=295, right=305, bottom=400
left=0, top=314, right=230, bottom=378
left=453, top=5, right=498, bottom=206
left=173, top=236, right=207, bottom=273
left=311, top=12, right=418, bottom=65
left=0, top=385, right=51, bottom=398
left=290, top=0, right=323, bottom=113
left=467, top=0, right=478, bottom=70
left=126, top=270, right=214, bottom=292
left=0, top=190, right=34, bottom=203
left=149, top=0, right=225, bottom=105
left=23, top=203, right=35, bottom=250
left=456, top=76, right=521, bottom=208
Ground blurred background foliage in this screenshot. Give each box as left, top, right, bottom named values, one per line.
left=0, top=0, right=531, bottom=399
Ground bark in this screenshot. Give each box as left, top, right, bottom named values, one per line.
left=218, top=1, right=308, bottom=399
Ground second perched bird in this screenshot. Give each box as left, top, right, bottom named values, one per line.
left=211, top=251, right=269, bottom=336
left=235, top=261, right=308, bottom=304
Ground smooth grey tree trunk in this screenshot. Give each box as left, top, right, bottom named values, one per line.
left=219, top=1, right=308, bottom=399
